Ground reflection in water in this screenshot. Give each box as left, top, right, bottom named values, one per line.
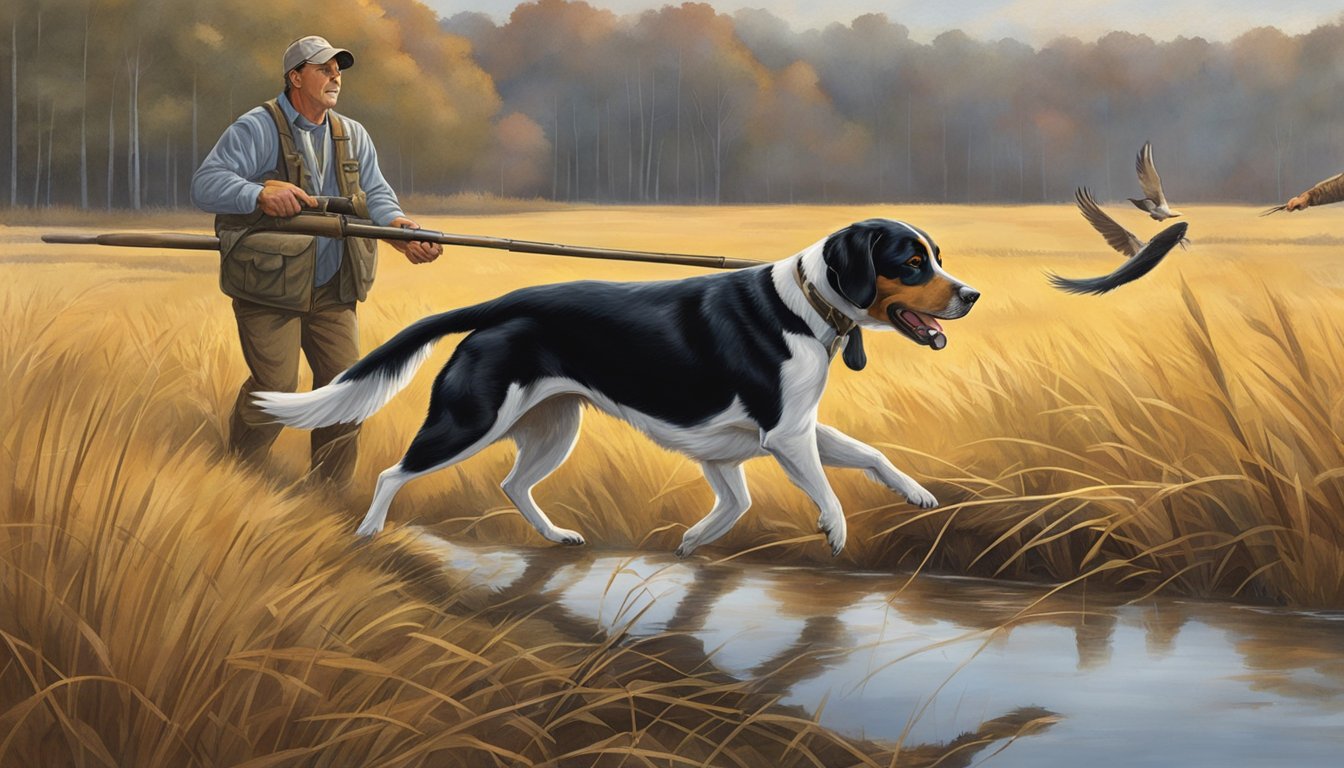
left=426, top=535, right=1344, bottom=766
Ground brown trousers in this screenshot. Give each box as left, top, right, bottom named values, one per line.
left=228, top=279, right=360, bottom=484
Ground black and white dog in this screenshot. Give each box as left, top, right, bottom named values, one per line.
left=254, top=218, right=980, bottom=556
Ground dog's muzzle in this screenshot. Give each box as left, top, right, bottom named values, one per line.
left=887, top=285, right=979, bottom=351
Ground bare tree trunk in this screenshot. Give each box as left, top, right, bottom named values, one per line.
left=10, top=17, right=18, bottom=207
left=31, top=100, right=42, bottom=206
left=564, top=99, right=572, bottom=200
left=1017, top=120, right=1025, bottom=200
left=941, top=111, right=948, bottom=202
left=1038, top=125, right=1047, bottom=202
left=1103, top=104, right=1113, bottom=201
left=693, top=122, right=704, bottom=201
left=1274, top=118, right=1288, bottom=202
left=80, top=13, right=89, bottom=209
left=164, top=134, right=171, bottom=207
left=45, top=101, right=55, bottom=206
left=644, top=68, right=656, bottom=200
left=107, top=78, right=115, bottom=209
left=606, top=99, right=614, bottom=197
left=571, top=98, right=578, bottom=199
left=714, top=105, right=722, bottom=204
left=625, top=74, right=633, bottom=199
left=128, top=43, right=143, bottom=210
left=905, top=92, right=912, bottom=197
left=191, top=72, right=198, bottom=172
left=989, top=135, right=999, bottom=201
left=636, top=60, right=645, bottom=200
left=654, top=137, right=662, bottom=201
left=675, top=50, right=682, bottom=201
left=551, top=95, right=558, bottom=199
left=965, top=120, right=973, bottom=202
left=29, top=11, right=42, bottom=207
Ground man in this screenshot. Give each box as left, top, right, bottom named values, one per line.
left=191, top=35, right=443, bottom=485
left=1283, top=172, right=1344, bottom=212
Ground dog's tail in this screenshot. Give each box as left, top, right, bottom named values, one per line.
left=253, top=305, right=492, bottom=429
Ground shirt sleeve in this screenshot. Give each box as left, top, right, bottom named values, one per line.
left=344, top=117, right=407, bottom=227
left=190, top=109, right=276, bottom=215
left=1305, top=173, right=1344, bottom=208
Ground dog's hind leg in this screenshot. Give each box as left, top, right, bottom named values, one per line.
left=356, top=465, right=423, bottom=537
left=353, top=324, right=536, bottom=537
left=502, top=395, right=586, bottom=546
left=676, top=461, right=750, bottom=558
left=816, top=424, right=937, bottom=509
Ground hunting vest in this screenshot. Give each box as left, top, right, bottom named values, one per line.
left=215, top=98, right=378, bottom=311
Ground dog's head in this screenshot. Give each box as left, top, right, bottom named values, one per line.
left=821, top=218, right=979, bottom=351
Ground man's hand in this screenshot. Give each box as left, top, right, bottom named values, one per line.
left=257, top=179, right=318, bottom=218
left=388, top=216, right=443, bottom=264
left=1285, top=192, right=1311, bottom=212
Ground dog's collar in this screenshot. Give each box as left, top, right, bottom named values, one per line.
left=794, top=258, right=856, bottom=357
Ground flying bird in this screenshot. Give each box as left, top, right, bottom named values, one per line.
left=1074, top=186, right=1190, bottom=257
left=1048, top=218, right=1189, bottom=295
left=1129, top=141, right=1182, bottom=221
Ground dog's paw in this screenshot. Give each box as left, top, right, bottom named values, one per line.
left=354, top=522, right=383, bottom=538
left=547, top=528, right=586, bottom=546
left=817, top=516, right=847, bottom=557
left=675, top=534, right=701, bottom=559
left=905, top=485, right=938, bottom=509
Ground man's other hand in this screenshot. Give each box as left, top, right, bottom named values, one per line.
left=257, top=180, right=318, bottom=218
left=388, top=217, right=443, bottom=264
left=1285, top=193, right=1311, bottom=212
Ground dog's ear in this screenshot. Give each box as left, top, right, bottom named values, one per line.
left=841, top=329, right=866, bottom=371
left=822, top=222, right=879, bottom=309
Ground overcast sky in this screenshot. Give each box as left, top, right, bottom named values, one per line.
left=423, top=0, right=1343, bottom=44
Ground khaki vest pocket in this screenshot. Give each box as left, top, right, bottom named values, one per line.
left=220, top=230, right=316, bottom=310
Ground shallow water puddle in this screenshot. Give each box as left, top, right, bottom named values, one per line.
left=425, top=534, right=1344, bottom=766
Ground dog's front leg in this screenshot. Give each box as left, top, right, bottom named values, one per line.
left=815, top=424, right=937, bottom=509
left=763, top=427, right=848, bottom=556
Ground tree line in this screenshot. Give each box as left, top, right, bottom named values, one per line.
left=4, top=0, right=1343, bottom=209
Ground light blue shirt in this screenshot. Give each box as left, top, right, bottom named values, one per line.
left=191, top=92, right=405, bottom=287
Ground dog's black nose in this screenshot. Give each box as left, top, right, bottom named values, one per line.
left=959, top=286, right=981, bottom=304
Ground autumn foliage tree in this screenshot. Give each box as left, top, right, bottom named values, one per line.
left=5, top=0, right=1344, bottom=207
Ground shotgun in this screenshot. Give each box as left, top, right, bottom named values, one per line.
left=42, top=203, right=765, bottom=271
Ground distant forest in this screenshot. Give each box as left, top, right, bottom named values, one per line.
left=4, top=0, right=1344, bottom=208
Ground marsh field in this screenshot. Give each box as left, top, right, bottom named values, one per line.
left=2, top=202, right=1343, bottom=765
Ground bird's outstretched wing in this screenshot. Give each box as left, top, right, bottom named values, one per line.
left=1075, top=187, right=1143, bottom=257
left=1048, top=221, right=1189, bottom=295
left=1135, top=141, right=1168, bottom=206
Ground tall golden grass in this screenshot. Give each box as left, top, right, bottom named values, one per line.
left=0, top=227, right=1060, bottom=765
left=0, top=202, right=1339, bottom=763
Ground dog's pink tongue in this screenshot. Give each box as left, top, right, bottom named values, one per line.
left=900, top=310, right=947, bottom=350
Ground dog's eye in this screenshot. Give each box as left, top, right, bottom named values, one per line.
left=906, top=255, right=924, bottom=268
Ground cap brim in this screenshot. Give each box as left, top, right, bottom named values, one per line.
left=308, top=48, right=355, bottom=70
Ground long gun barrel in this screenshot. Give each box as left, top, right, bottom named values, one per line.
left=42, top=211, right=766, bottom=270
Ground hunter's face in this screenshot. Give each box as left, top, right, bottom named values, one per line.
left=293, top=60, right=342, bottom=111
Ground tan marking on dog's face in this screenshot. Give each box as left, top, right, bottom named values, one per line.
left=868, top=275, right=959, bottom=323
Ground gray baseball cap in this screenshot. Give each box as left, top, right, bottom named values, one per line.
left=282, top=35, right=354, bottom=74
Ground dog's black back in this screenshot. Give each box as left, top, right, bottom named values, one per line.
left=432, top=266, right=812, bottom=432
